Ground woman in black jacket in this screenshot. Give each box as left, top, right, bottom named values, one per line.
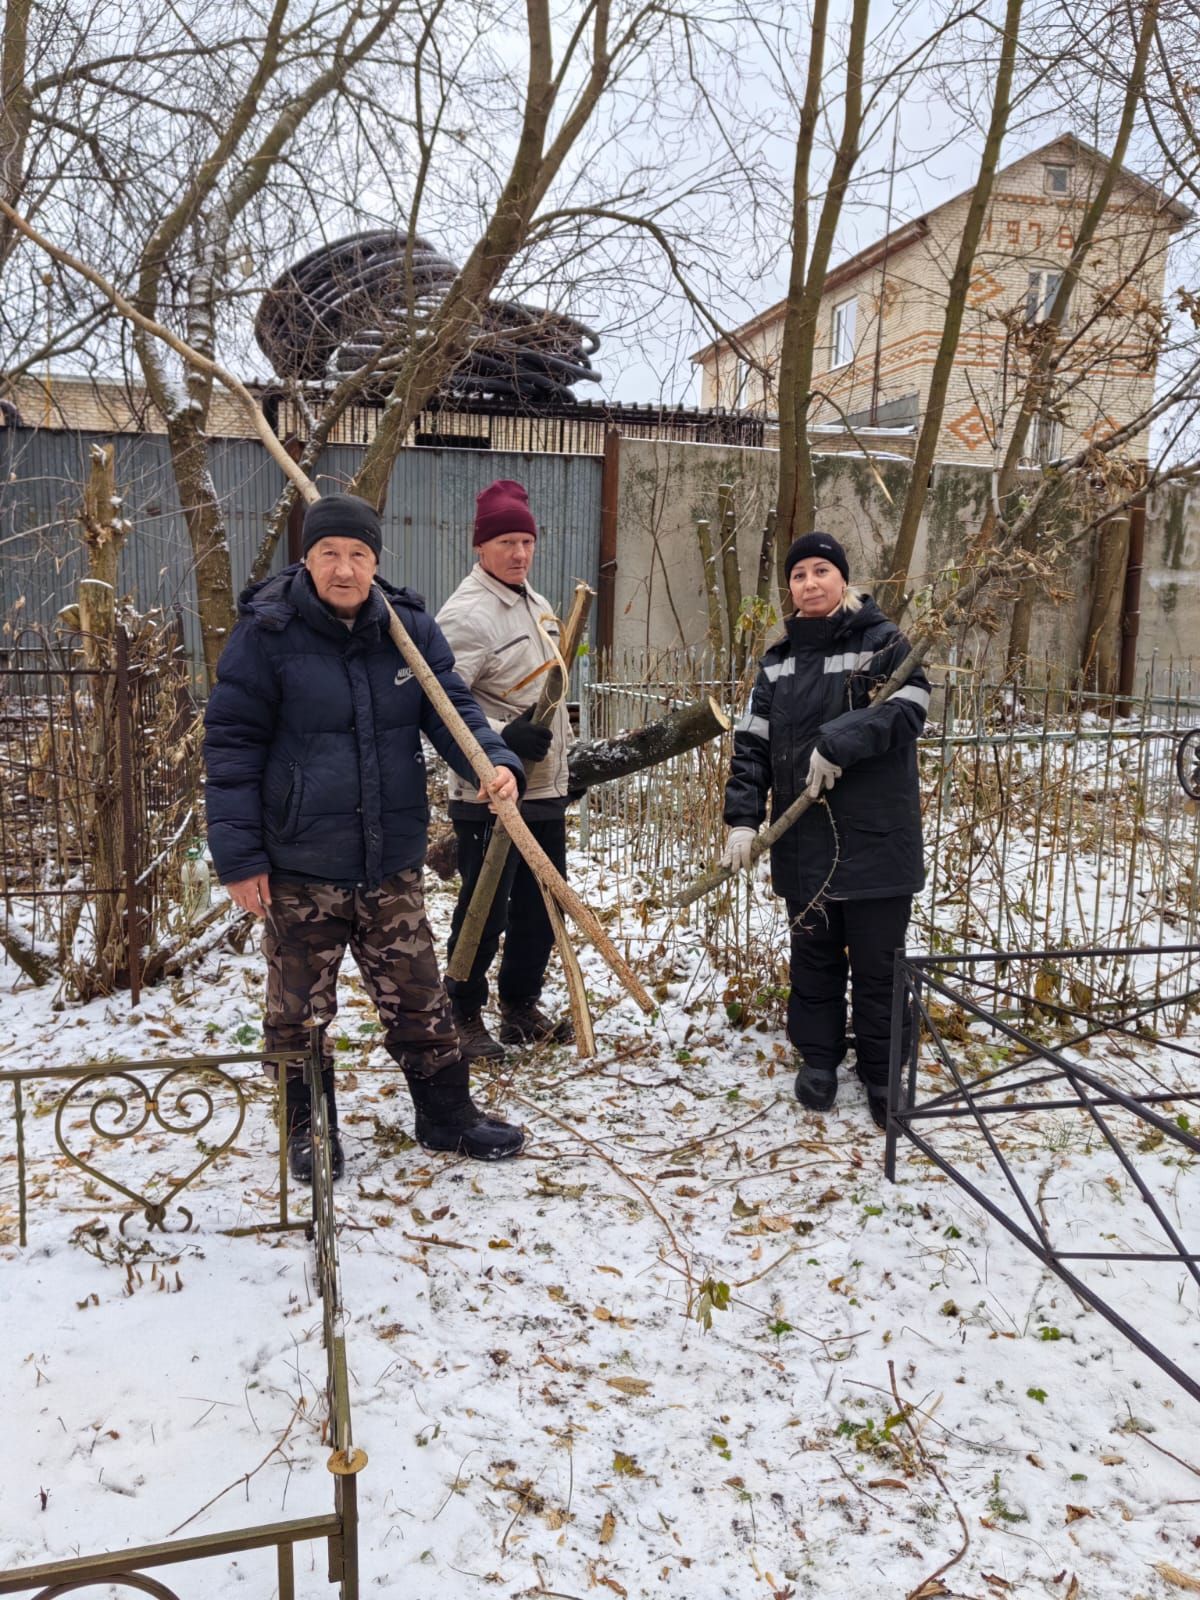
left=722, top=532, right=930, bottom=1128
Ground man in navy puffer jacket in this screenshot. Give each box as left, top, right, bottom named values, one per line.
left=204, top=493, right=527, bottom=1178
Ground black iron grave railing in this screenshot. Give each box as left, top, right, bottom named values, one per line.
left=883, top=942, right=1200, bottom=1404
left=0, top=1044, right=363, bottom=1598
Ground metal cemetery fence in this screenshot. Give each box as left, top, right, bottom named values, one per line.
left=0, top=1044, right=363, bottom=1599
left=882, top=943, right=1200, bottom=1405
left=579, top=650, right=1200, bottom=1007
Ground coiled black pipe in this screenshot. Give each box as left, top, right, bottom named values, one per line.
left=255, top=230, right=601, bottom=404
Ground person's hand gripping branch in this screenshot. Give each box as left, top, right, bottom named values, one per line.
left=805, top=748, right=842, bottom=800
left=721, top=826, right=758, bottom=872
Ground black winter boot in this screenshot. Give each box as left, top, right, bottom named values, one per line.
left=793, top=1060, right=838, bottom=1112
left=498, top=999, right=573, bottom=1046
left=285, top=1070, right=344, bottom=1183
left=404, top=1057, right=524, bottom=1161
left=451, top=1003, right=507, bottom=1063
left=860, top=1077, right=890, bottom=1132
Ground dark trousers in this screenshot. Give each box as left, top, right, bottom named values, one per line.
left=445, top=816, right=567, bottom=1012
left=263, top=870, right=460, bottom=1086
left=784, top=895, right=912, bottom=1087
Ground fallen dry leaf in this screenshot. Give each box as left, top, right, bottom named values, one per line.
left=1155, top=1564, right=1200, bottom=1593
left=910, top=1580, right=950, bottom=1598
left=1065, top=1505, right=1092, bottom=1524
left=599, top=1510, right=616, bottom=1545
left=606, top=1377, right=651, bottom=1396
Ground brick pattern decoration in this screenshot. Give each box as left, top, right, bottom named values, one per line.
left=695, top=138, right=1183, bottom=466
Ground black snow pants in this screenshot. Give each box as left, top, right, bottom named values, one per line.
left=783, top=894, right=912, bottom=1087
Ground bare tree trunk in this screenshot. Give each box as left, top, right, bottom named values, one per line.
left=0, top=0, right=31, bottom=273
left=1001, top=0, right=1158, bottom=668
left=165, top=408, right=236, bottom=688
left=695, top=514, right=725, bottom=653
left=78, top=443, right=120, bottom=660
left=877, top=0, right=1023, bottom=618
left=76, top=443, right=131, bottom=992
left=775, top=0, right=870, bottom=572
left=716, top=482, right=743, bottom=668
left=1081, top=511, right=1131, bottom=695
left=351, top=0, right=628, bottom=507
left=774, top=0, right=829, bottom=560
left=1004, top=517, right=1041, bottom=668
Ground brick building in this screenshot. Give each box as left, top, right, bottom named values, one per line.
left=691, top=135, right=1189, bottom=466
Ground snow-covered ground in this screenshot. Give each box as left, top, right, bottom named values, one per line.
left=2, top=840, right=1199, bottom=1600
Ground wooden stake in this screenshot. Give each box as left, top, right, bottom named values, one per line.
left=447, top=583, right=592, bottom=988
left=374, top=586, right=652, bottom=1015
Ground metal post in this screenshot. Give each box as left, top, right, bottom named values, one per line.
left=278, top=1057, right=290, bottom=1230
left=15, top=1081, right=27, bottom=1248
left=885, top=952, right=907, bottom=1182
left=277, top=1541, right=295, bottom=1600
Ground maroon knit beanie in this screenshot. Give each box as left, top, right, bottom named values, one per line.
left=474, top=479, right=537, bottom=546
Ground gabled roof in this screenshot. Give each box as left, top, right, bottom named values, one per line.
left=690, top=134, right=1191, bottom=364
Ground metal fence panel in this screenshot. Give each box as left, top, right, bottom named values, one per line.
left=0, top=428, right=601, bottom=683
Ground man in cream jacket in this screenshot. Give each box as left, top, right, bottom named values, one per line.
left=436, top=479, right=574, bottom=1061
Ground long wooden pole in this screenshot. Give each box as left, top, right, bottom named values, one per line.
left=375, top=586, right=652, bottom=1015
left=447, top=583, right=592, bottom=985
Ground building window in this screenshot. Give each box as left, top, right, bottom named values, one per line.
left=1026, top=269, right=1063, bottom=324
left=831, top=297, right=857, bottom=368
left=1029, top=412, right=1061, bottom=464
left=1044, top=163, right=1072, bottom=195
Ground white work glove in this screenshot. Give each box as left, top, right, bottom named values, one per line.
left=805, top=748, right=842, bottom=800
left=721, top=826, right=758, bottom=872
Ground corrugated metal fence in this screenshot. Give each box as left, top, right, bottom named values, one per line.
left=0, top=428, right=602, bottom=680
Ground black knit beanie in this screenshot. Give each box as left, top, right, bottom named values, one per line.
left=784, top=531, right=850, bottom=582
left=302, top=493, right=383, bottom=559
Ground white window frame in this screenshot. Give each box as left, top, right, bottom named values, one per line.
left=1029, top=412, right=1061, bottom=464
left=1026, top=269, right=1063, bottom=325
left=830, top=297, right=857, bottom=368
left=1043, top=163, right=1072, bottom=196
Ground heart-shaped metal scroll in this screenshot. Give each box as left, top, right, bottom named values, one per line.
left=55, top=1064, right=247, bottom=1231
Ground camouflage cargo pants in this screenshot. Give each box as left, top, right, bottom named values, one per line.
left=262, top=870, right=460, bottom=1081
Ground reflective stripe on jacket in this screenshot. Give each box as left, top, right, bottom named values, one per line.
left=723, top=596, right=929, bottom=903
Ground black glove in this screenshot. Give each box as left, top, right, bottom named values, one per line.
left=501, top=706, right=553, bottom=763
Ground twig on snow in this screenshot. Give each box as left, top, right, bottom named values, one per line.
left=166, top=1395, right=305, bottom=1535
left=888, top=1359, right=970, bottom=1600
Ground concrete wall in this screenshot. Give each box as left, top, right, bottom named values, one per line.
left=612, top=436, right=1198, bottom=674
